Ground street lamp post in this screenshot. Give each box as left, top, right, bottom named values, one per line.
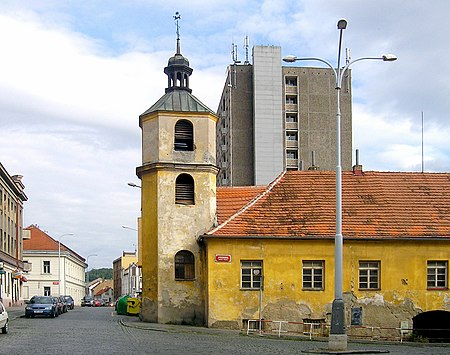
left=283, top=19, right=396, bottom=351
left=86, top=254, right=98, bottom=296
left=58, top=233, right=74, bottom=296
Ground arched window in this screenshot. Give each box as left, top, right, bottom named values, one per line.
left=175, top=250, right=195, bottom=280
left=175, top=174, right=194, bottom=205
left=174, top=120, right=193, bottom=151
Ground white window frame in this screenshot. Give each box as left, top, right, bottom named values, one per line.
left=43, top=260, right=51, bottom=274
left=241, top=261, right=263, bottom=290
left=302, top=260, right=324, bottom=290
left=359, top=261, right=380, bottom=290
left=427, top=260, right=448, bottom=289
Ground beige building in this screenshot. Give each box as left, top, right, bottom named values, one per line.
left=23, top=225, right=86, bottom=305
left=113, top=251, right=138, bottom=301
left=216, top=45, right=352, bottom=186
left=0, top=162, right=27, bottom=306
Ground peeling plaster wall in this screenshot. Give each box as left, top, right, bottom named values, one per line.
left=205, top=238, right=449, bottom=330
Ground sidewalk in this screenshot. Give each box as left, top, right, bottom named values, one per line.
left=5, top=304, right=25, bottom=320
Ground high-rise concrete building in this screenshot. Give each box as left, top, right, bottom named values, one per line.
left=216, top=45, right=352, bottom=186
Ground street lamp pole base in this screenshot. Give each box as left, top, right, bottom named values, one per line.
left=328, top=334, right=348, bottom=351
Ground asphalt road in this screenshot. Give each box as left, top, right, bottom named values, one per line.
left=1, top=307, right=449, bottom=355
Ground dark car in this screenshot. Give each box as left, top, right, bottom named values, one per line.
left=25, top=296, right=58, bottom=318
left=63, top=295, right=74, bottom=310
left=81, top=296, right=93, bottom=307
left=58, top=296, right=68, bottom=313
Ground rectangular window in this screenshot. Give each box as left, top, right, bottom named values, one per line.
left=43, top=286, right=51, bottom=296
left=302, top=261, right=324, bottom=290
left=286, top=113, right=298, bottom=123
left=427, top=261, right=448, bottom=289
left=359, top=261, right=380, bottom=290
left=286, top=132, right=298, bottom=141
left=286, top=150, right=298, bottom=159
left=43, top=260, right=51, bottom=274
left=241, top=261, right=262, bottom=290
left=285, top=77, right=297, bottom=86
left=286, top=95, right=297, bottom=104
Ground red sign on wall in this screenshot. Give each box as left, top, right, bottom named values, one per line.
left=53, top=281, right=59, bottom=285
left=215, top=254, right=232, bottom=263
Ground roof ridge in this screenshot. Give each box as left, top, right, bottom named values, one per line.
left=207, top=171, right=286, bottom=235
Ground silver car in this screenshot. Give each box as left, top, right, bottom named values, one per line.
left=0, top=301, right=8, bottom=334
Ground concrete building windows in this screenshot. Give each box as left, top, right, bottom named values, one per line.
left=174, top=120, right=194, bottom=151
left=175, top=174, right=195, bottom=205
left=286, top=150, right=298, bottom=160
left=240, top=261, right=263, bottom=290
left=285, top=95, right=297, bottom=105
left=285, top=113, right=298, bottom=123
left=285, top=77, right=297, bottom=87
left=302, top=260, right=324, bottom=290
left=43, top=260, right=51, bottom=274
left=427, top=261, right=448, bottom=289
left=175, top=250, right=195, bottom=280
left=359, top=261, right=380, bottom=290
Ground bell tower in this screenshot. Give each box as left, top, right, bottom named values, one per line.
left=137, top=13, right=218, bottom=324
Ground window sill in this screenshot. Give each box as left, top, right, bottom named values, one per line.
left=302, top=288, right=324, bottom=291
left=358, top=288, right=381, bottom=291
left=175, top=278, right=195, bottom=282
left=427, top=287, right=448, bottom=291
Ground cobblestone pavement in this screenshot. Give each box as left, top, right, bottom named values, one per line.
left=1, top=306, right=449, bottom=355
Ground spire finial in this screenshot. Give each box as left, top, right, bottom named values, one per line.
left=174, top=12, right=181, bottom=54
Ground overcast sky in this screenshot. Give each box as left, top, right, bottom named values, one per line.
left=1, top=1, right=449, bottom=268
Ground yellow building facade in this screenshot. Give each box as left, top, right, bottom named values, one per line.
left=136, top=36, right=449, bottom=341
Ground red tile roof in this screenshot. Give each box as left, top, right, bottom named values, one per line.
left=23, top=225, right=85, bottom=261
left=209, top=171, right=450, bottom=239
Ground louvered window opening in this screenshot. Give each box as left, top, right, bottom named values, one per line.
left=175, top=174, right=195, bottom=205
left=175, top=251, right=195, bottom=280
left=174, top=120, right=194, bottom=151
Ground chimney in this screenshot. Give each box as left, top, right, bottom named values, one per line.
left=308, top=151, right=320, bottom=171
left=352, top=149, right=364, bottom=176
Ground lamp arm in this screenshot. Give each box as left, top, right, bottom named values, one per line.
left=337, top=56, right=384, bottom=88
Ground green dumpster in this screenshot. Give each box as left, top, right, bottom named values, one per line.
left=116, top=295, right=130, bottom=315
left=127, top=297, right=141, bottom=316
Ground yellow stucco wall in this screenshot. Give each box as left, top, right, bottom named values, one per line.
left=139, top=110, right=218, bottom=324
left=205, top=238, right=449, bottom=329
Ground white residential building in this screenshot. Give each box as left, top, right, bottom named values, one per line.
left=23, top=225, right=86, bottom=306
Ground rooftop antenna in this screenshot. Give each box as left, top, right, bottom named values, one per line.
left=174, top=11, right=181, bottom=54
left=231, top=42, right=240, bottom=64
left=244, top=36, right=250, bottom=64
left=345, top=47, right=351, bottom=65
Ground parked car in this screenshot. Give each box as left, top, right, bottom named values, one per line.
left=63, top=295, right=74, bottom=310
left=58, top=296, right=68, bottom=313
left=93, top=299, right=101, bottom=307
left=0, top=301, right=8, bottom=334
left=25, top=296, right=58, bottom=318
left=81, top=296, right=93, bottom=307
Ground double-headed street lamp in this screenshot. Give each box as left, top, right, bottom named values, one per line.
left=58, top=233, right=74, bottom=296
left=283, top=19, right=396, bottom=351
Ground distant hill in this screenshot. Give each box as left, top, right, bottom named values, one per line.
left=87, top=268, right=113, bottom=281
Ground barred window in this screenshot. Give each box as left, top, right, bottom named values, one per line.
left=174, top=120, right=193, bottom=151
left=175, top=174, right=194, bottom=205
left=175, top=250, right=195, bottom=280
left=303, top=261, right=324, bottom=290
left=427, top=261, right=448, bottom=289
left=241, top=261, right=263, bottom=290
left=359, top=261, right=380, bottom=290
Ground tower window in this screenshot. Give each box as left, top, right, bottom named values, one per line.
left=175, top=250, right=195, bottom=280
left=175, top=174, right=195, bottom=205
left=174, top=120, right=194, bottom=151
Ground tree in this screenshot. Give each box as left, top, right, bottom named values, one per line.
left=87, top=268, right=113, bottom=282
